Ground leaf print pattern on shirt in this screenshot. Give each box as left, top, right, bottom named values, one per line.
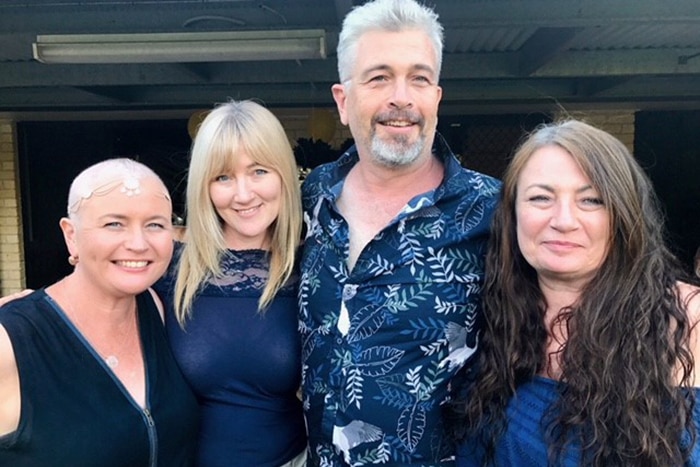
left=299, top=135, right=501, bottom=465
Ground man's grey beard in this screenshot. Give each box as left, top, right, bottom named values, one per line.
left=370, top=134, right=426, bottom=168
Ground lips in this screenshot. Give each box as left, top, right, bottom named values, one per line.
left=235, top=205, right=260, bottom=215
left=542, top=240, right=582, bottom=252
left=383, top=120, right=413, bottom=127
left=376, top=111, right=421, bottom=127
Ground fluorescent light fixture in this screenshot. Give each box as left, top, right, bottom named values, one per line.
left=32, top=29, right=326, bottom=64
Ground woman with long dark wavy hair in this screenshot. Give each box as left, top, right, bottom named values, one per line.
left=448, top=119, right=700, bottom=466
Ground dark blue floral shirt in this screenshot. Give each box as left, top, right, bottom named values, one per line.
left=299, top=135, right=501, bottom=466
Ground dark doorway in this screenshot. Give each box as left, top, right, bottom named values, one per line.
left=438, top=113, right=551, bottom=179
left=17, top=120, right=191, bottom=289
left=635, top=111, right=700, bottom=272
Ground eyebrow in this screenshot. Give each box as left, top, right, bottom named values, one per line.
left=98, top=213, right=170, bottom=222
left=525, top=183, right=595, bottom=194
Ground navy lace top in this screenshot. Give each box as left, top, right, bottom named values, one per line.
left=154, top=244, right=306, bottom=467
left=457, top=376, right=700, bottom=466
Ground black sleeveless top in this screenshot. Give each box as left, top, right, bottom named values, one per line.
left=0, top=289, right=199, bottom=466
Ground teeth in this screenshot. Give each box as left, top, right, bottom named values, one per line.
left=385, top=121, right=411, bottom=127
left=118, top=261, right=148, bottom=268
left=237, top=207, right=257, bottom=214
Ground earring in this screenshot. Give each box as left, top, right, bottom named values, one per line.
left=68, top=255, right=79, bottom=266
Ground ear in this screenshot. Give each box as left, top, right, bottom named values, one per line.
left=331, top=83, right=349, bottom=126
left=59, top=217, right=78, bottom=258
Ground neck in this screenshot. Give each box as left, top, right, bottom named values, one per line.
left=48, top=273, right=137, bottom=325
left=353, top=151, right=443, bottom=198
left=538, top=274, right=585, bottom=312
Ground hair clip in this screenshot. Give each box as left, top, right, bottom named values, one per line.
left=120, top=176, right=142, bottom=197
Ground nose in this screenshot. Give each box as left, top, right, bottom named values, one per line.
left=389, top=79, right=413, bottom=109
left=550, top=200, right=579, bottom=232
left=233, top=177, right=254, bottom=203
left=124, top=227, right=148, bottom=251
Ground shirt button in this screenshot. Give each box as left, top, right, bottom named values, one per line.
left=336, top=337, right=343, bottom=345
left=342, top=284, right=358, bottom=301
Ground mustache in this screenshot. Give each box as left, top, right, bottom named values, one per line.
left=373, top=111, right=423, bottom=125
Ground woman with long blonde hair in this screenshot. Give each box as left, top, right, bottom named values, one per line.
left=154, top=100, right=306, bottom=467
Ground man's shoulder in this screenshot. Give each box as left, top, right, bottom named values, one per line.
left=446, top=163, right=502, bottom=201
left=302, top=150, right=357, bottom=200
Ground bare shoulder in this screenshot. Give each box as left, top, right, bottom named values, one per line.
left=0, top=324, right=16, bottom=366
left=0, top=324, right=18, bottom=388
left=0, top=324, right=21, bottom=435
left=677, top=281, right=700, bottom=386
left=678, top=281, right=700, bottom=322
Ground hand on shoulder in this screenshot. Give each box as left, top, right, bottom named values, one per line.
left=0, top=289, right=33, bottom=308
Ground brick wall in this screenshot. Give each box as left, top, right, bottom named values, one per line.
left=555, top=109, right=636, bottom=153
left=0, top=120, right=25, bottom=294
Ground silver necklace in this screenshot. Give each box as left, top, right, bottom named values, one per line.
left=56, top=282, right=137, bottom=370
left=105, top=355, right=120, bottom=368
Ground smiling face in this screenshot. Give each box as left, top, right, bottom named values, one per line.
left=62, top=175, right=173, bottom=298
left=332, top=29, right=442, bottom=168
left=515, top=145, right=611, bottom=287
left=208, top=151, right=282, bottom=250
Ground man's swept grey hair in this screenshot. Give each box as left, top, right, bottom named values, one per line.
left=67, top=158, right=169, bottom=218
left=336, top=0, right=444, bottom=84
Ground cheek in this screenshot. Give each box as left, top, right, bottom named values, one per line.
left=260, top=177, right=283, bottom=203
left=515, top=224, right=531, bottom=258
left=592, top=218, right=611, bottom=256
left=515, top=208, right=541, bottom=257
left=208, top=185, right=229, bottom=210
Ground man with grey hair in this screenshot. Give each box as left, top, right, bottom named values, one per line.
left=298, top=0, right=501, bottom=464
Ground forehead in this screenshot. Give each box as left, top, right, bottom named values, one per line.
left=353, top=29, right=438, bottom=72
left=77, top=176, right=171, bottom=219
left=519, top=145, right=589, bottom=182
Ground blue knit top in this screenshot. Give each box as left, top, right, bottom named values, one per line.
left=457, top=376, right=700, bottom=466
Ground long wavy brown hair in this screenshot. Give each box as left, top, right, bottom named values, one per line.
left=449, top=119, right=699, bottom=466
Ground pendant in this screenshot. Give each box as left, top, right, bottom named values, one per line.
left=105, top=355, right=119, bottom=368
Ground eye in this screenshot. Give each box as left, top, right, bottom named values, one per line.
left=580, top=197, right=605, bottom=207
left=527, top=194, right=551, bottom=203
left=366, top=74, right=390, bottom=85
left=412, top=75, right=432, bottom=85
left=104, top=221, right=123, bottom=228
left=214, top=174, right=230, bottom=182
left=146, top=222, right=167, bottom=230
left=253, top=168, right=269, bottom=176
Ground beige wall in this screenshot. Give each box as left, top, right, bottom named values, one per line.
left=0, top=120, right=25, bottom=295
left=0, top=108, right=637, bottom=293
left=555, top=109, right=636, bottom=153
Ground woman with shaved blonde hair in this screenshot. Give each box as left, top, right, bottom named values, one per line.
left=0, top=158, right=198, bottom=465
